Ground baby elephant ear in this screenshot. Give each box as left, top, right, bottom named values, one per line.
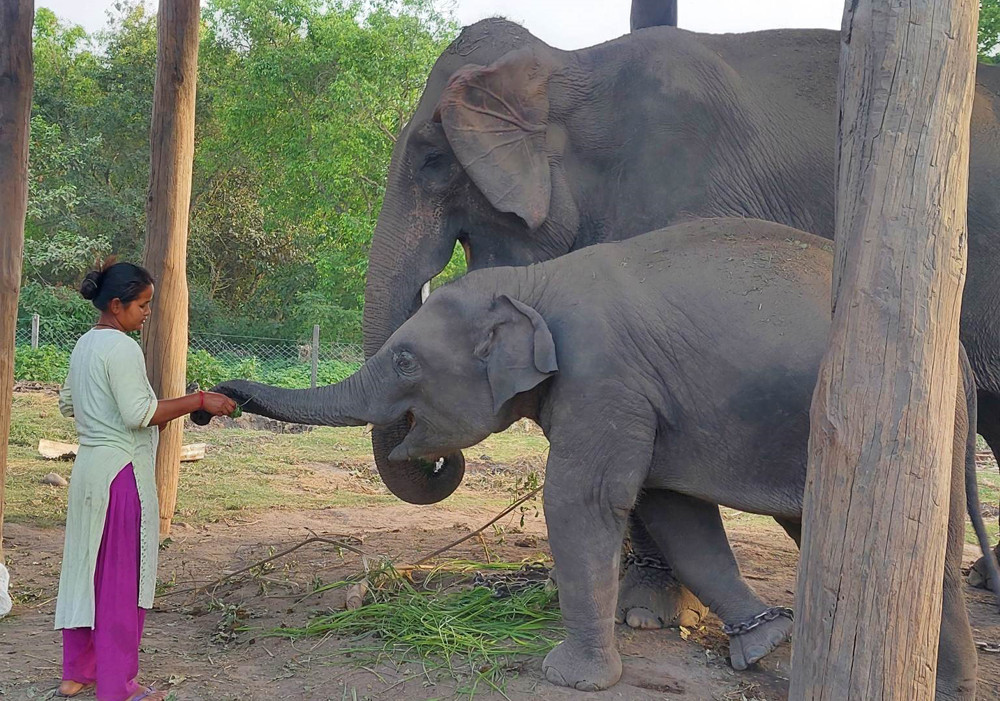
left=480, top=295, right=558, bottom=414
left=435, top=48, right=553, bottom=231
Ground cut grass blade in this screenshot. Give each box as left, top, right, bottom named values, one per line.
left=271, top=561, right=563, bottom=693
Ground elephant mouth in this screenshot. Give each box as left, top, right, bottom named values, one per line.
left=390, top=411, right=448, bottom=467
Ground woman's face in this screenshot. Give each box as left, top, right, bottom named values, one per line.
left=111, top=284, right=154, bottom=333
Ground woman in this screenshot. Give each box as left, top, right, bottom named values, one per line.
left=55, top=262, right=236, bottom=701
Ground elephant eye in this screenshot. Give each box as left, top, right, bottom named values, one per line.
left=420, top=152, right=443, bottom=171
left=394, top=350, right=419, bottom=376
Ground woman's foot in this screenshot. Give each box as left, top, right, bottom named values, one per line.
left=127, top=687, right=167, bottom=701
left=56, top=680, right=93, bottom=698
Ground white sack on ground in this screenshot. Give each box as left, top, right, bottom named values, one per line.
left=0, top=563, right=11, bottom=617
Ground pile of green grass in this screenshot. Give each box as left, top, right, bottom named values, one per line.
left=274, top=561, right=562, bottom=694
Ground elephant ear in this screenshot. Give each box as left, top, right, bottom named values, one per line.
left=477, top=295, right=558, bottom=413
left=435, top=49, right=552, bottom=231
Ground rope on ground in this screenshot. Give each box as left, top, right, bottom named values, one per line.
left=411, top=485, right=543, bottom=566
left=160, top=485, right=543, bottom=602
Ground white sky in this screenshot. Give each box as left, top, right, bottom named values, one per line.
left=39, top=0, right=845, bottom=49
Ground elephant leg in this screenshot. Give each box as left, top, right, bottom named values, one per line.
left=616, top=506, right=708, bottom=629
left=540, top=418, right=654, bottom=692
left=937, top=381, right=979, bottom=700
left=938, top=557, right=977, bottom=700
left=635, top=490, right=792, bottom=671
left=968, top=389, right=1000, bottom=591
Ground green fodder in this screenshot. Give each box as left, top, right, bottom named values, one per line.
left=274, top=562, right=562, bottom=693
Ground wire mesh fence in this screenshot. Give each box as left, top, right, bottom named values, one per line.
left=13, top=315, right=363, bottom=389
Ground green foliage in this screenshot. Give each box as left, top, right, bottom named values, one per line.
left=14, top=345, right=71, bottom=383
left=186, top=349, right=227, bottom=389
left=982, top=0, right=1000, bottom=62
left=186, top=348, right=360, bottom=389
left=18, top=282, right=95, bottom=335
left=24, top=0, right=457, bottom=342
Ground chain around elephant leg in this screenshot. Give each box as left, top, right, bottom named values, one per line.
left=616, top=553, right=707, bottom=629
left=616, top=513, right=708, bottom=629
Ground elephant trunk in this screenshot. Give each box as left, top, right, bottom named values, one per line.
left=190, top=370, right=377, bottom=428
left=362, top=190, right=466, bottom=505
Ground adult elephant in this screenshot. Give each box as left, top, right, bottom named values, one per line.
left=363, top=19, right=1000, bottom=513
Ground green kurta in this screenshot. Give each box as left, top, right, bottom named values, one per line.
left=55, top=329, right=160, bottom=630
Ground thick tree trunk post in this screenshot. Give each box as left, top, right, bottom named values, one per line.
left=790, top=0, right=978, bottom=698
left=143, top=0, right=199, bottom=537
left=0, top=0, right=32, bottom=586
left=0, top=0, right=32, bottom=616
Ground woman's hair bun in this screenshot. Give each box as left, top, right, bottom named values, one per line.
left=80, top=270, right=102, bottom=300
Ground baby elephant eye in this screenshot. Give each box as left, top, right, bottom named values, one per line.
left=394, top=350, right=419, bottom=375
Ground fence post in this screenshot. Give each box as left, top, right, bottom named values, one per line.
left=311, top=324, right=320, bottom=389
left=30, top=313, right=38, bottom=350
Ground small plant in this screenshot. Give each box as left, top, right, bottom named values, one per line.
left=14, top=344, right=70, bottom=383
left=212, top=603, right=250, bottom=646
left=186, top=349, right=225, bottom=389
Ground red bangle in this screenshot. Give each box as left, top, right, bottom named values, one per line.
left=199, top=390, right=204, bottom=410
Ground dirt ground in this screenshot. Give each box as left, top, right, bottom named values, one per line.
left=3, top=505, right=1000, bottom=700
left=2, top=418, right=1000, bottom=699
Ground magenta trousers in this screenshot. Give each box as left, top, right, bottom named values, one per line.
left=62, top=463, right=146, bottom=701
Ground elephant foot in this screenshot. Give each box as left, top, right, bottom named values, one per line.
left=967, top=544, right=999, bottom=590
left=616, top=558, right=708, bottom=629
left=725, top=607, right=794, bottom=671
left=542, top=639, right=622, bottom=691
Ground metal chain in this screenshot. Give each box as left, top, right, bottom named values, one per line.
left=473, top=563, right=551, bottom=599
left=623, top=551, right=674, bottom=573
left=722, top=606, right=794, bottom=637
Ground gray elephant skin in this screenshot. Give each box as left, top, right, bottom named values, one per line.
left=360, top=20, right=1000, bottom=524
left=196, top=219, right=999, bottom=699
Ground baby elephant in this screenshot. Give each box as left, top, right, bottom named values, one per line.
left=196, top=218, right=996, bottom=698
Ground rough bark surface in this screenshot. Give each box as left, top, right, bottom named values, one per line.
left=143, top=0, right=199, bottom=537
left=0, top=0, right=33, bottom=559
left=790, top=0, right=978, bottom=698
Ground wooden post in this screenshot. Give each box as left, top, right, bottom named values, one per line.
left=0, top=0, right=33, bottom=610
left=311, top=324, right=319, bottom=389
left=143, top=0, right=199, bottom=537
left=30, top=313, right=37, bottom=349
left=790, top=0, right=978, bottom=698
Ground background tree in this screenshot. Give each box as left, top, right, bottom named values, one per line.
left=980, top=0, right=1000, bottom=59
left=18, top=0, right=455, bottom=345
left=791, top=0, right=978, bottom=697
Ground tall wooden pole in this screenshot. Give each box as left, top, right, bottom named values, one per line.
left=791, top=0, right=978, bottom=697
left=143, top=0, right=199, bottom=537
left=0, top=0, right=33, bottom=615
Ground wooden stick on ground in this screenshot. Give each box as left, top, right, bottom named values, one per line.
left=411, top=486, right=542, bottom=566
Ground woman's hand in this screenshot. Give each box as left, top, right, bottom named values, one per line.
left=201, top=391, right=238, bottom=417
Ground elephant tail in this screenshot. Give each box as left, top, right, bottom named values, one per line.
left=962, top=345, right=1000, bottom=610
